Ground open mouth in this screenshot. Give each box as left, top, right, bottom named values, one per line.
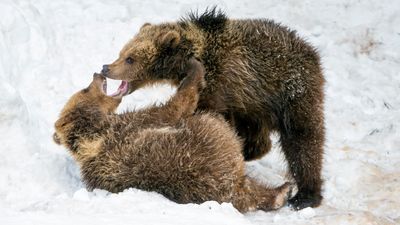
left=101, top=78, right=129, bottom=97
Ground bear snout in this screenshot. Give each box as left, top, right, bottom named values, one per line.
left=101, top=65, right=110, bottom=75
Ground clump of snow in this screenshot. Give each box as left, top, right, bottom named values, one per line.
left=298, top=207, right=316, bottom=219
left=0, top=0, right=399, bottom=224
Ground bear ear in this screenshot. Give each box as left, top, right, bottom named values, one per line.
left=140, top=23, right=151, bottom=31
left=158, top=31, right=180, bottom=50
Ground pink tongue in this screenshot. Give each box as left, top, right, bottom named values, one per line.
left=109, top=81, right=128, bottom=97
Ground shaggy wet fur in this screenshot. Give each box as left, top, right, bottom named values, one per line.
left=54, top=60, right=292, bottom=213
left=101, top=8, right=325, bottom=209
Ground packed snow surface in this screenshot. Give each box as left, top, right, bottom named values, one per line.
left=0, top=0, right=399, bottom=224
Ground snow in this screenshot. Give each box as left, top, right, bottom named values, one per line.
left=0, top=0, right=399, bottom=224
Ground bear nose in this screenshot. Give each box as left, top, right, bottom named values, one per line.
left=102, top=65, right=109, bottom=74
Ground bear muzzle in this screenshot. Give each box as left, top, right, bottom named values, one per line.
left=101, top=65, right=110, bottom=75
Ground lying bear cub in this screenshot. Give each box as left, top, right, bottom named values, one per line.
left=53, top=59, right=292, bottom=213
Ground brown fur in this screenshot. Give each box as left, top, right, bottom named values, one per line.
left=102, top=9, right=325, bottom=209
left=54, top=60, right=292, bottom=213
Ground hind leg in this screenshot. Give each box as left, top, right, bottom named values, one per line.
left=279, top=100, right=324, bottom=210
left=232, top=177, right=292, bottom=213
left=234, top=116, right=272, bottom=161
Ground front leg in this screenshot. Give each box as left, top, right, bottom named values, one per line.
left=134, top=58, right=206, bottom=126
left=172, top=58, right=206, bottom=117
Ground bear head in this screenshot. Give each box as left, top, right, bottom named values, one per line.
left=101, top=23, right=200, bottom=93
left=53, top=74, right=127, bottom=146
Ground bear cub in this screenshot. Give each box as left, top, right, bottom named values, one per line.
left=54, top=59, right=292, bottom=213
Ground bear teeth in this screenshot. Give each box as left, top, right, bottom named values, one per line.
left=102, top=80, right=107, bottom=94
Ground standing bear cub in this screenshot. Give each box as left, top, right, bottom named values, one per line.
left=101, top=8, right=325, bottom=209
left=54, top=60, right=292, bottom=213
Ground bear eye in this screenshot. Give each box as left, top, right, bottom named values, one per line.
left=125, top=57, right=134, bottom=64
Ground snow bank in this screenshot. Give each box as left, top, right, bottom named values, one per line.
left=0, top=0, right=399, bottom=224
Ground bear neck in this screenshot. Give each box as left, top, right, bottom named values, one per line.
left=181, top=23, right=205, bottom=59
left=181, top=21, right=229, bottom=89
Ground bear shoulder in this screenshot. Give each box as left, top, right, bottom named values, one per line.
left=180, top=7, right=228, bottom=33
